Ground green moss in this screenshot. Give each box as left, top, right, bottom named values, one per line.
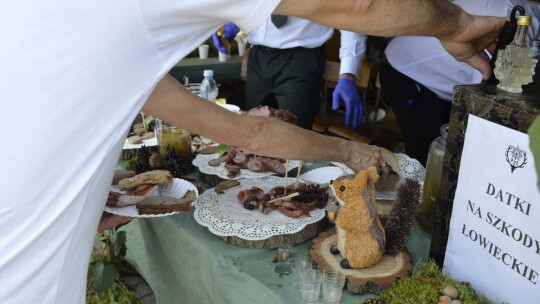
left=380, top=260, right=494, bottom=304
left=381, top=277, right=440, bottom=304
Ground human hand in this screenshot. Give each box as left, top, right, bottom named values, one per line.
left=439, top=14, right=506, bottom=80
left=344, top=142, right=384, bottom=173
left=212, top=22, right=240, bottom=54
left=98, top=170, right=137, bottom=231
left=221, top=22, right=240, bottom=40
left=98, top=212, right=133, bottom=231
left=332, top=77, right=362, bottom=128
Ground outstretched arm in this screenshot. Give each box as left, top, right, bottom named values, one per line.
left=275, top=0, right=506, bottom=79
left=143, top=75, right=383, bottom=172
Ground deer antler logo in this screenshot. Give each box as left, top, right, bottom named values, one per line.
left=505, top=145, right=527, bottom=173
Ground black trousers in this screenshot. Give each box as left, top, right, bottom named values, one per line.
left=245, top=45, right=325, bottom=129
left=379, top=61, right=452, bottom=166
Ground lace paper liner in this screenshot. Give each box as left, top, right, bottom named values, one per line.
left=193, top=176, right=326, bottom=240
left=192, top=153, right=300, bottom=180
left=332, top=153, right=425, bottom=200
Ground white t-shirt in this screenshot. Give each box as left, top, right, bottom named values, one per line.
left=385, top=0, right=540, bottom=100
left=0, top=0, right=279, bottom=303
left=248, top=17, right=366, bottom=75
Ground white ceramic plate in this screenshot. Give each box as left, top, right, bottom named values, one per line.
left=299, top=166, right=345, bottom=186
left=103, top=178, right=199, bottom=218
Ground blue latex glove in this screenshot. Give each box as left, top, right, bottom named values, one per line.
left=212, top=22, right=240, bottom=54
left=221, top=22, right=240, bottom=40
left=332, top=77, right=363, bottom=128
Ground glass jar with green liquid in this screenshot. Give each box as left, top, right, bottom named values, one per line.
left=419, top=124, right=448, bottom=236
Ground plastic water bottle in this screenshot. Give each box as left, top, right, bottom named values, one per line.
left=200, top=70, right=219, bottom=102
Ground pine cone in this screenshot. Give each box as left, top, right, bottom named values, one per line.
left=135, top=145, right=153, bottom=174
left=162, top=147, right=192, bottom=177
left=362, top=298, right=386, bottom=304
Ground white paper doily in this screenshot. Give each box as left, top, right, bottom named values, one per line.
left=331, top=153, right=425, bottom=200
left=193, top=176, right=327, bottom=240
left=193, top=153, right=300, bottom=180
left=104, top=178, right=199, bottom=218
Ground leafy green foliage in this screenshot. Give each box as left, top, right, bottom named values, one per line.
left=143, top=115, right=156, bottom=132
left=215, top=143, right=229, bottom=157
left=528, top=115, right=540, bottom=190
left=86, top=268, right=140, bottom=304
left=87, top=228, right=139, bottom=303
left=92, top=261, right=119, bottom=295
left=126, top=158, right=137, bottom=171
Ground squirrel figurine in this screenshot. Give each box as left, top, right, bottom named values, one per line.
left=328, top=167, right=421, bottom=269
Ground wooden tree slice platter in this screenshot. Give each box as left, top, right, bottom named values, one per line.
left=309, top=229, right=413, bottom=294
left=219, top=218, right=328, bottom=249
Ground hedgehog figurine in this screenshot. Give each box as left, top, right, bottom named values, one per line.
left=328, top=167, right=421, bottom=269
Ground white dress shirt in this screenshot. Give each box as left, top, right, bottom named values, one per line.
left=248, top=16, right=366, bottom=76
left=385, top=0, right=540, bottom=100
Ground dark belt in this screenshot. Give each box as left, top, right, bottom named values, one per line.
left=253, top=44, right=322, bottom=53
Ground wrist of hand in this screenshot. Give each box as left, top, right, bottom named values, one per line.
left=339, top=73, right=357, bottom=81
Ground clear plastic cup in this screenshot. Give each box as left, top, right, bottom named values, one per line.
left=300, top=269, right=322, bottom=303
left=322, top=270, right=345, bottom=304
left=292, top=260, right=312, bottom=291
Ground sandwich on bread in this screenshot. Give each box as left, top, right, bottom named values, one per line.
left=117, top=170, right=173, bottom=191
left=136, top=190, right=197, bottom=215
left=107, top=170, right=173, bottom=207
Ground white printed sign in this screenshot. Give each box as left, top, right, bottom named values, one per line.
left=444, top=115, right=540, bottom=304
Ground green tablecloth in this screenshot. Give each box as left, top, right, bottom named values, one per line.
left=117, top=160, right=430, bottom=303
left=121, top=200, right=430, bottom=304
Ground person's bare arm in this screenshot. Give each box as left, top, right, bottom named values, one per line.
left=142, top=75, right=382, bottom=172
left=275, top=0, right=463, bottom=37
left=275, top=0, right=506, bottom=79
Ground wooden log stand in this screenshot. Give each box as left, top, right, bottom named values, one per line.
left=309, top=229, right=413, bottom=294
left=219, top=218, right=329, bottom=249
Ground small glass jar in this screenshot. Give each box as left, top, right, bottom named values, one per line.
left=419, top=124, right=448, bottom=236
left=156, top=119, right=192, bottom=159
